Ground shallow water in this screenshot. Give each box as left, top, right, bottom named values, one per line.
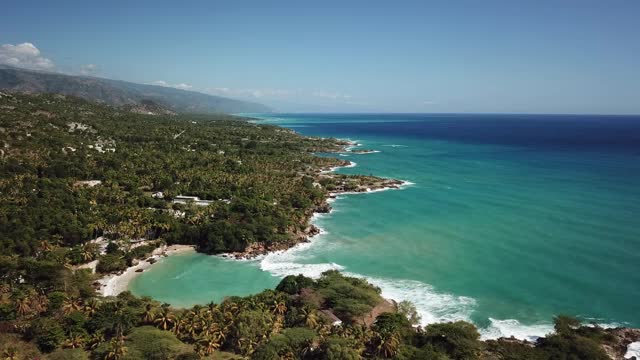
left=130, top=113, right=640, bottom=339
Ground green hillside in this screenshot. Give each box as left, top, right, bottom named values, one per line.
left=0, top=65, right=272, bottom=114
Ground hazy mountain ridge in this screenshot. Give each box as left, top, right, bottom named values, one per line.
left=0, top=65, right=272, bottom=113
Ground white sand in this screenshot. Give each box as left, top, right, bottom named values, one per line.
left=97, top=244, right=195, bottom=297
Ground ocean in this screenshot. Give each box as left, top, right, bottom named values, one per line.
left=129, top=113, right=640, bottom=340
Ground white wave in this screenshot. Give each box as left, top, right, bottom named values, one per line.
left=217, top=253, right=265, bottom=262
left=259, top=234, right=344, bottom=279
left=625, top=342, right=640, bottom=359
left=329, top=180, right=415, bottom=196
left=321, top=161, right=357, bottom=174
left=350, top=275, right=477, bottom=325
left=327, top=196, right=341, bottom=203
left=339, top=154, right=350, bottom=157
left=477, top=317, right=622, bottom=341
left=382, top=144, right=408, bottom=148
left=258, top=242, right=476, bottom=326
left=260, top=260, right=345, bottom=279
left=351, top=150, right=382, bottom=154
left=480, top=318, right=554, bottom=341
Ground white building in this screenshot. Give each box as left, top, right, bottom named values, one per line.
left=172, top=195, right=215, bottom=206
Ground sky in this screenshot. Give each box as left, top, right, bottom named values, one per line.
left=1, top=0, right=639, bottom=114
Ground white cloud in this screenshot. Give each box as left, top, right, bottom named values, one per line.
left=79, top=63, right=97, bottom=76
left=151, top=80, right=169, bottom=86
left=151, top=80, right=193, bottom=90
left=0, top=42, right=55, bottom=71
left=312, top=91, right=353, bottom=100
left=204, top=87, right=290, bottom=99
left=422, top=100, right=437, bottom=105
left=174, top=83, right=192, bottom=90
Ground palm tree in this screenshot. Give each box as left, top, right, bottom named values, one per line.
left=63, top=296, right=83, bottom=315
left=201, top=321, right=221, bottom=339
left=235, top=337, right=258, bottom=356
left=30, top=292, right=48, bottom=314
left=104, top=336, right=127, bottom=360
left=271, top=300, right=287, bottom=316
left=172, top=313, right=187, bottom=338
left=154, top=307, right=175, bottom=331
left=63, top=333, right=85, bottom=349
left=83, top=298, right=99, bottom=316
left=38, top=240, right=53, bottom=254
left=197, top=334, right=221, bottom=356
left=206, top=301, right=218, bottom=315
left=184, top=317, right=200, bottom=340
left=271, top=315, right=284, bottom=335
left=0, top=284, right=11, bottom=295
left=318, top=324, right=332, bottom=338
left=141, top=303, right=155, bottom=324
left=299, top=306, right=320, bottom=329
left=1, top=347, right=18, bottom=360
left=372, top=330, right=400, bottom=358
left=81, top=243, right=99, bottom=262
left=87, top=331, right=105, bottom=350
left=14, top=296, right=31, bottom=318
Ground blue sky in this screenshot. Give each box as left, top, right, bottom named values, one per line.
left=1, top=0, right=639, bottom=114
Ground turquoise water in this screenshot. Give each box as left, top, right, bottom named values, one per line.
left=130, top=113, right=640, bottom=339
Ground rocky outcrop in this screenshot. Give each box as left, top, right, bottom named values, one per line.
left=314, top=202, right=332, bottom=213
left=603, top=328, right=640, bottom=359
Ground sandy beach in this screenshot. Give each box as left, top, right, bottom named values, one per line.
left=97, top=244, right=195, bottom=297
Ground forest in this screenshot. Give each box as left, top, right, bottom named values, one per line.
left=0, top=93, right=633, bottom=359
left=0, top=92, right=348, bottom=259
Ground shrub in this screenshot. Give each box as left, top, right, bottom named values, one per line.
left=27, top=318, right=65, bottom=352
left=421, top=321, right=482, bottom=360
left=315, top=270, right=382, bottom=320
left=553, top=315, right=581, bottom=336
left=47, top=291, right=66, bottom=313
left=485, top=339, right=547, bottom=360
left=96, top=254, right=127, bottom=273
left=276, top=274, right=314, bottom=295
left=63, top=311, right=88, bottom=336
left=105, top=242, right=120, bottom=254
left=253, top=327, right=317, bottom=360
left=226, top=310, right=273, bottom=355
left=398, top=300, right=422, bottom=326
left=124, top=326, right=194, bottom=360
left=46, top=348, right=89, bottom=360
left=319, top=336, right=362, bottom=360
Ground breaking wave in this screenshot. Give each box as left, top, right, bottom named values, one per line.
left=480, top=318, right=554, bottom=341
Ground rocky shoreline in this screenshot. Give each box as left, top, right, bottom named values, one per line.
left=222, top=140, right=410, bottom=259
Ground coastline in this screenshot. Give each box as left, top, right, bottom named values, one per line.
left=98, top=139, right=407, bottom=294
left=223, top=139, right=412, bottom=259
left=97, top=244, right=195, bottom=297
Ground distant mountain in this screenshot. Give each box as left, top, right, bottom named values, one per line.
left=0, top=65, right=272, bottom=114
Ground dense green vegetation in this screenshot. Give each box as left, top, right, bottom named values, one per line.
left=0, top=92, right=344, bottom=259
left=0, top=93, right=634, bottom=359
left=0, top=265, right=622, bottom=359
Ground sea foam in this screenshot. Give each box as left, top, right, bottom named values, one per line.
left=480, top=318, right=554, bottom=341
left=351, top=274, right=477, bottom=325
left=625, top=342, right=640, bottom=359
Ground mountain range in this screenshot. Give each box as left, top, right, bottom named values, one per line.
left=0, top=65, right=271, bottom=114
